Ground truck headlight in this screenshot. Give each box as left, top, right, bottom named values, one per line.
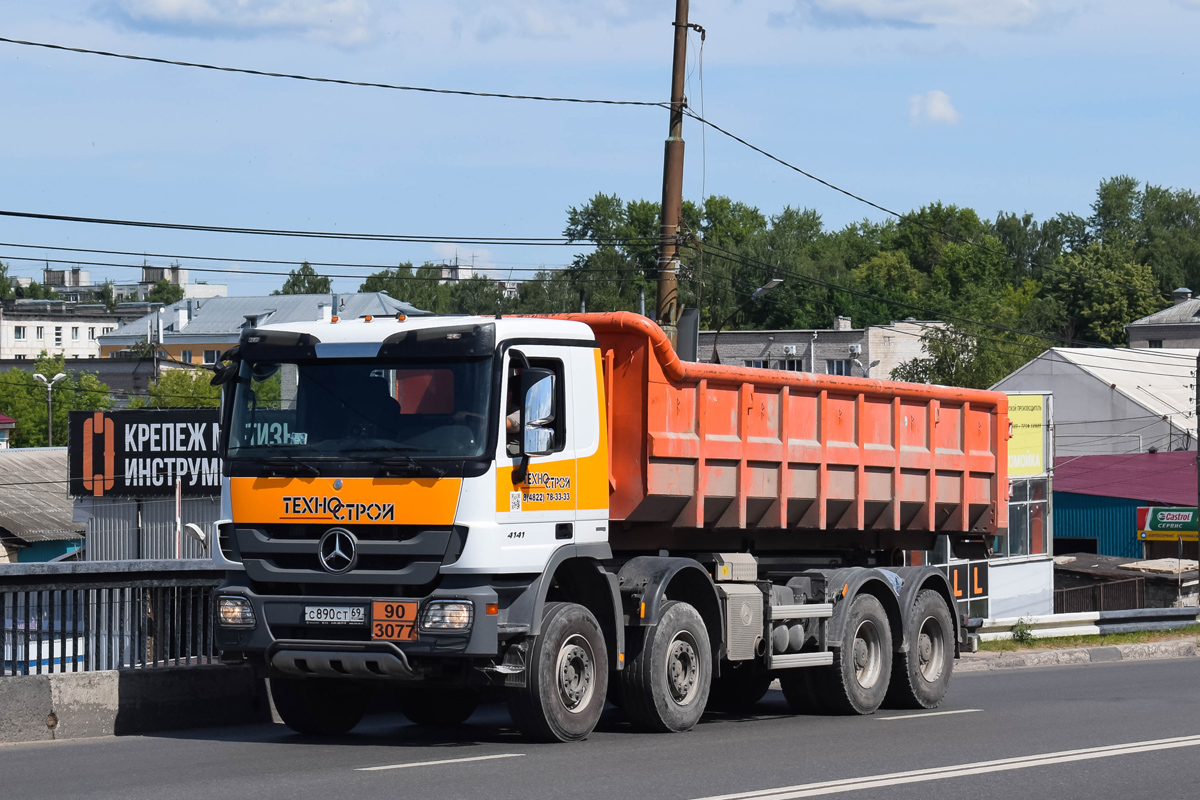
left=216, top=596, right=257, bottom=628
left=421, top=600, right=473, bottom=631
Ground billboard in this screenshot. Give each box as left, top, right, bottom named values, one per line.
left=69, top=409, right=221, bottom=497
left=1136, top=506, right=1200, bottom=542
left=1006, top=394, right=1048, bottom=478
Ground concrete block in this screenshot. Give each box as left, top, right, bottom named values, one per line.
left=0, top=675, right=53, bottom=744
left=50, top=672, right=120, bottom=739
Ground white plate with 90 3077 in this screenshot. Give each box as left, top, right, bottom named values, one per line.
left=303, top=605, right=365, bottom=625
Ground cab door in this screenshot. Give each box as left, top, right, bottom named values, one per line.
left=493, top=346, right=577, bottom=566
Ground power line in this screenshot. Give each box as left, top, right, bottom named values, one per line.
left=0, top=209, right=661, bottom=247
left=0, top=36, right=667, bottom=109
left=681, top=109, right=1172, bottom=304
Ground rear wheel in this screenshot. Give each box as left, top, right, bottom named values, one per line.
left=397, top=687, right=481, bottom=727
left=709, top=661, right=772, bottom=710
left=270, top=678, right=369, bottom=735
left=621, top=600, right=712, bottom=732
left=884, top=590, right=954, bottom=709
left=814, top=593, right=893, bottom=715
left=506, top=602, right=608, bottom=742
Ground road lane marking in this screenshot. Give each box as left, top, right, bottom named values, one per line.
left=690, top=734, right=1200, bottom=800
left=878, top=708, right=981, bottom=721
left=357, top=753, right=525, bottom=772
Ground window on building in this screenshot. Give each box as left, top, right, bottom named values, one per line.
left=14, top=354, right=26, bottom=361
left=36, top=326, right=44, bottom=339
left=88, top=327, right=96, bottom=340
left=826, top=359, right=851, bottom=376
left=13, top=326, right=26, bottom=340
left=103, top=327, right=114, bottom=334
left=779, top=359, right=806, bottom=372
left=54, top=326, right=62, bottom=347
left=1148, top=339, right=1163, bottom=348
left=72, top=327, right=80, bottom=340
left=203, top=349, right=221, bottom=365
left=743, top=360, right=769, bottom=369
left=181, top=350, right=193, bottom=364
left=1006, top=478, right=1049, bottom=558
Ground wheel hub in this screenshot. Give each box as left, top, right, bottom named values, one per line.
left=556, top=635, right=595, bottom=714
left=918, top=632, right=933, bottom=663
left=666, top=634, right=700, bottom=705
left=851, top=619, right=882, bottom=689
left=916, top=616, right=944, bottom=682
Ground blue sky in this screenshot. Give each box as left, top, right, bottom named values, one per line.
left=1, top=0, right=1198, bottom=296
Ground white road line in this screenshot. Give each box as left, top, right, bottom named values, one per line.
left=691, top=734, right=1200, bottom=800
left=357, top=753, right=525, bottom=772
left=877, top=708, right=981, bottom=721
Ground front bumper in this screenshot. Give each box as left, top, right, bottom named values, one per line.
left=214, top=580, right=501, bottom=678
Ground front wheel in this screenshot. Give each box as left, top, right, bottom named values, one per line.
left=506, top=602, right=609, bottom=742
left=884, top=590, right=954, bottom=709
left=621, top=600, right=712, bottom=732
left=269, top=678, right=369, bottom=735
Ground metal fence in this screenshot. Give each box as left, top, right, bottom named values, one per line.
left=1053, top=577, right=1146, bottom=614
left=1, top=560, right=227, bottom=676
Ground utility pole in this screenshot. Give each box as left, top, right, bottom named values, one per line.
left=656, top=0, right=690, bottom=346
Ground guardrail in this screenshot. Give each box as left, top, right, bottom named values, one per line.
left=968, top=607, right=1200, bottom=642
left=1, top=560, right=227, bottom=676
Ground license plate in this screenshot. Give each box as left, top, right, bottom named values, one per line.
left=371, top=601, right=419, bottom=641
left=304, top=605, right=365, bottom=625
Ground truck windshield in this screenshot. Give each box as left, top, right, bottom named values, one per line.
left=227, top=357, right=493, bottom=460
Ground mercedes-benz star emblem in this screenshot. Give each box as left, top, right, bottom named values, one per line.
left=317, top=528, right=358, bottom=574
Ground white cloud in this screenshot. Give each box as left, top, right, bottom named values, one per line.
left=109, top=0, right=378, bottom=45
left=778, top=0, right=1042, bottom=29
left=909, top=89, right=962, bottom=125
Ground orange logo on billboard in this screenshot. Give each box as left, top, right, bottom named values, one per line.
left=81, top=411, right=115, bottom=497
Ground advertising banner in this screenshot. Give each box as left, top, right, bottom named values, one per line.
left=1136, top=506, right=1200, bottom=542
left=69, top=409, right=221, bottom=497
left=1006, top=394, right=1047, bottom=477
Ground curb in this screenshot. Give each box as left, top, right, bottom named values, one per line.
left=955, top=639, right=1198, bottom=673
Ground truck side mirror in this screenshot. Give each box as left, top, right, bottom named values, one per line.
left=520, top=368, right=556, bottom=457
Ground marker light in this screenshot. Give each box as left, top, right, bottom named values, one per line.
left=420, top=600, right=473, bottom=631
left=217, top=596, right=256, bottom=628
left=396, top=314, right=407, bottom=322
left=364, top=315, right=374, bottom=322
left=331, top=316, right=339, bottom=324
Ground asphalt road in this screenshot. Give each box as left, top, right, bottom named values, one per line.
left=3, top=657, right=1198, bottom=800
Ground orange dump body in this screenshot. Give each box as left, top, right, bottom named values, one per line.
left=558, top=313, right=1008, bottom=549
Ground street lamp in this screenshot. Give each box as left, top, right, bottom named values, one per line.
left=33, top=372, right=67, bottom=446
left=709, top=279, right=783, bottom=364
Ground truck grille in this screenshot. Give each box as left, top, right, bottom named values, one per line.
left=234, top=524, right=466, bottom=594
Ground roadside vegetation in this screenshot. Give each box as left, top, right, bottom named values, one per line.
left=978, top=623, right=1200, bottom=652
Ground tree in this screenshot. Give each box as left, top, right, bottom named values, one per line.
left=16, top=280, right=54, bottom=300
left=97, top=280, right=118, bottom=312
left=147, top=280, right=184, bottom=304
left=0, top=354, right=112, bottom=446
left=274, top=262, right=331, bottom=295
left=1044, top=240, right=1166, bottom=345
left=0, top=261, right=13, bottom=301
left=360, top=262, right=450, bottom=313
left=128, top=367, right=220, bottom=408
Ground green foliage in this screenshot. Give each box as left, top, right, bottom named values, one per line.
left=274, top=262, right=332, bottom=296
left=17, top=281, right=55, bottom=300
left=147, top=280, right=184, bottom=304
left=0, top=261, right=13, bottom=301
left=1010, top=617, right=1035, bottom=645
left=1045, top=241, right=1166, bottom=345
left=127, top=368, right=220, bottom=409
left=97, top=281, right=118, bottom=312
left=0, top=354, right=112, bottom=447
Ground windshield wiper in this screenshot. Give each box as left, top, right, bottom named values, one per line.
left=378, top=453, right=446, bottom=479
left=251, top=446, right=320, bottom=477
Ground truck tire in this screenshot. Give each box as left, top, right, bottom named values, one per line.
left=817, top=592, right=893, bottom=715
left=397, top=688, right=481, bottom=727
left=269, top=678, right=369, bottom=735
left=709, top=661, right=771, bottom=710
left=621, top=600, right=712, bottom=732
left=884, top=589, right=954, bottom=709
left=507, top=602, right=608, bottom=742
left=779, top=668, right=827, bottom=715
